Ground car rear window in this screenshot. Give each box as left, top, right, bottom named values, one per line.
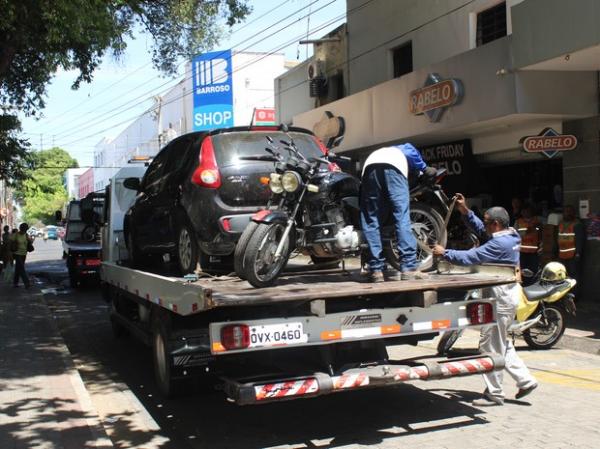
left=211, top=131, right=324, bottom=166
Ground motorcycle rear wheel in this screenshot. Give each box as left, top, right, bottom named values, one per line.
left=242, top=223, right=290, bottom=288
left=233, top=221, right=258, bottom=280
left=384, top=203, right=447, bottom=271
left=523, top=304, right=566, bottom=350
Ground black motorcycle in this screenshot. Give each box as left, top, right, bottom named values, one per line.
left=237, top=127, right=449, bottom=287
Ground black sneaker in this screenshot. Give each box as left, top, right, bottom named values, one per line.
left=516, top=383, right=538, bottom=400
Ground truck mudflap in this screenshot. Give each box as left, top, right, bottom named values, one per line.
left=224, top=353, right=504, bottom=405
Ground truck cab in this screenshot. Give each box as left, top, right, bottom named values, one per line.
left=62, top=193, right=105, bottom=287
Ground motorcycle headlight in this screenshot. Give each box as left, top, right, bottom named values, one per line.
left=269, top=173, right=283, bottom=194
left=282, top=171, right=302, bottom=192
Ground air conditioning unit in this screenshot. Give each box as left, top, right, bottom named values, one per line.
left=307, top=59, right=324, bottom=80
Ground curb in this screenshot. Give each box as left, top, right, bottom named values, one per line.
left=36, top=288, right=114, bottom=448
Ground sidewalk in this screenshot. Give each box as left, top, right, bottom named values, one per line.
left=0, top=280, right=112, bottom=449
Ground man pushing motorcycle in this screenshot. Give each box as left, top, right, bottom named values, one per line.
left=360, top=143, right=437, bottom=283
left=432, top=194, right=538, bottom=406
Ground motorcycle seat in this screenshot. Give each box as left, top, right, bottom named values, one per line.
left=523, top=281, right=568, bottom=301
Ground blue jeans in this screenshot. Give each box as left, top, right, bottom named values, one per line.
left=360, top=165, right=417, bottom=272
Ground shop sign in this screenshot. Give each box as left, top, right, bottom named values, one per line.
left=409, top=73, right=463, bottom=122
left=192, top=49, right=234, bottom=131
left=419, top=139, right=475, bottom=194
left=520, top=127, right=578, bottom=159
left=253, top=108, right=276, bottom=125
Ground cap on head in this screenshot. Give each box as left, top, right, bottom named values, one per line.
left=485, top=207, right=510, bottom=228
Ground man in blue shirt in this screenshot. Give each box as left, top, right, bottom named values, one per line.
left=433, top=194, right=538, bottom=406
left=360, top=143, right=436, bottom=282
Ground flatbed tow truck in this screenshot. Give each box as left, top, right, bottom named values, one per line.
left=100, top=166, right=517, bottom=404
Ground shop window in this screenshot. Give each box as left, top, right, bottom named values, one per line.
left=392, top=41, right=413, bottom=78
left=476, top=2, right=506, bottom=47
left=328, top=72, right=345, bottom=101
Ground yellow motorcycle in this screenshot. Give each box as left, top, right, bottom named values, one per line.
left=438, top=261, right=576, bottom=354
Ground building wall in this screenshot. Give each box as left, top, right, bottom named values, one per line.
left=346, top=0, right=524, bottom=95
left=64, top=168, right=87, bottom=200
left=78, top=168, right=94, bottom=199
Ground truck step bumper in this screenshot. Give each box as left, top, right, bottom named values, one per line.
left=223, top=353, right=504, bottom=405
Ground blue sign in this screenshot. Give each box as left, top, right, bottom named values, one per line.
left=192, top=50, right=234, bottom=131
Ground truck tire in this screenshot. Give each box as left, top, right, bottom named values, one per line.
left=233, top=221, right=258, bottom=280
left=152, top=318, right=183, bottom=398
left=383, top=203, right=446, bottom=271
left=176, top=218, right=199, bottom=275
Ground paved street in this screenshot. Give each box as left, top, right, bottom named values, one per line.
left=6, top=239, right=600, bottom=448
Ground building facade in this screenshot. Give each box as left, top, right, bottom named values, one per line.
left=93, top=51, right=290, bottom=192
left=276, top=0, right=600, bottom=298
left=78, top=168, right=94, bottom=199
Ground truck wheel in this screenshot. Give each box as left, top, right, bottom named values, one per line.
left=152, top=319, right=183, bottom=398
left=176, top=219, right=199, bottom=275
left=384, top=203, right=446, bottom=271
left=233, top=221, right=258, bottom=280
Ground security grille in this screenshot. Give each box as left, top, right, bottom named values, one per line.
left=476, top=2, right=507, bottom=47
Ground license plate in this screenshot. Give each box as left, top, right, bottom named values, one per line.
left=249, top=322, right=308, bottom=348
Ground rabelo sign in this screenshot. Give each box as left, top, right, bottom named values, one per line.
left=409, top=73, right=463, bottom=122
left=520, top=128, right=578, bottom=159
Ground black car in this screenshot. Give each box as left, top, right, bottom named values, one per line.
left=123, top=126, right=330, bottom=274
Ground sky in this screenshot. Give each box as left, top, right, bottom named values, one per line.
left=19, top=0, right=347, bottom=167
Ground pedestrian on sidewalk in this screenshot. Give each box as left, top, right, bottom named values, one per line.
left=10, top=223, right=32, bottom=289
left=360, top=143, right=437, bottom=282
left=433, top=193, right=538, bottom=406
left=1, top=225, right=14, bottom=280
left=557, top=205, right=585, bottom=284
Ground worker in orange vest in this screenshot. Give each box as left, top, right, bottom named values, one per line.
left=515, top=204, right=542, bottom=276
left=557, top=205, right=585, bottom=282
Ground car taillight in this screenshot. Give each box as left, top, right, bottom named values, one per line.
left=221, top=324, right=250, bottom=350
left=192, top=136, right=221, bottom=188
left=467, top=302, right=494, bottom=325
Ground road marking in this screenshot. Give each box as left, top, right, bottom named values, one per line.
left=532, top=368, right=600, bottom=391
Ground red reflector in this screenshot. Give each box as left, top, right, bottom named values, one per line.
left=467, top=302, right=494, bottom=325
left=221, top=218, right=232, bottom=232
left=221, top=324, right=250, bottom=350
left=85, top=259, right=101, bottom=266
left=328, top=162, right=341, bottom=172
left=252, top=209, right=271, bottom=221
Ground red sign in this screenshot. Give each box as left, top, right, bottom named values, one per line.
left=522, top=135, right=577, bottom=152
left=253, top=108, right=276, bottom=125
left=409, top=79, right=461, bottom=115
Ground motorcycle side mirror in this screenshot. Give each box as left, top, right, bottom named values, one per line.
left=522, top=269, right=535, bottom=278
left=123, top=177, right=141, bottom=191
left=329, top=136, right=344, bottom=149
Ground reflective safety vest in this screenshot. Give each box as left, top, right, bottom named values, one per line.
left=516, top=217, right=541, bottom=254
left=558, top=221, right=576, bottom=259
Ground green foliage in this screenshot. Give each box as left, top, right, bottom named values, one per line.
left=0, top=115, right=32, bottom=184
left=19, top=148, right=78, bottom=223
left=0, top=0, right=251, bottom=114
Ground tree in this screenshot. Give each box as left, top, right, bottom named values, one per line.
left=0, top=115, right=32, bottom=184
left=0, top=0, right=250, bottom=114
left=0, top=0, right=250, bottom=183
left=20, top=148, right=78, bottom=223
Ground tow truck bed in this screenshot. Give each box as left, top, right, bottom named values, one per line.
left=101, top=262, right=516, bottom=314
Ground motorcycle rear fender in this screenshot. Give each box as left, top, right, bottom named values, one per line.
left=544, top=279, right=577, bottom=304
left=251, top=210, right=289, bottom=225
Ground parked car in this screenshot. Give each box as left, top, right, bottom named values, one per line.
left=123, top=126, right=331, bottom=274
left=45, top=225, right=58, bottom=240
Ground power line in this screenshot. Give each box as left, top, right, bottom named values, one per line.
left=54, top=1, right=342, bottom=148
left=48, top=0, right=321, bottom=141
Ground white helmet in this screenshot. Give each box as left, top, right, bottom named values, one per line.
left=541, top=262, right=567, bottom=283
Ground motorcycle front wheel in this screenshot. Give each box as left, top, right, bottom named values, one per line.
left=242, top=223, right=291, bottom=288
left=384, top=203, right=447, bottom=271
left=523, top=304, right=566, bottom=350
left=436, top=330, right=463, bottom=356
